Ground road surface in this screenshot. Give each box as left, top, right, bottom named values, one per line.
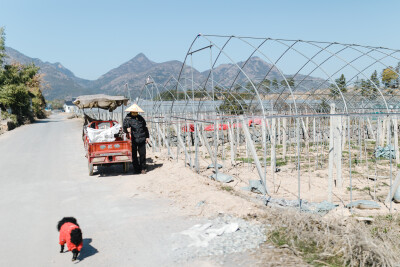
left=0, top=114, right=211, bottom=267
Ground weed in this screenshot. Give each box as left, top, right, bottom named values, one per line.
left=347, top=186, right=359, bottom=191
left=237, top=157, right=254, bottom=163
left=220, top=185, right=233, bottom=192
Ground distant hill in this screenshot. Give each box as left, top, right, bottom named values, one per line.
left=4, top=47, right=328, bottom=100
left=4, top=47, right=95, bottom=100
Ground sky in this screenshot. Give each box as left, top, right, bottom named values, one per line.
left=1, top=0, right=400, bottom=80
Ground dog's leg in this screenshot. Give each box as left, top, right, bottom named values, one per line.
left=72, top=249, right=79, bottom=261
left=60, top=245, right=64, bottom=253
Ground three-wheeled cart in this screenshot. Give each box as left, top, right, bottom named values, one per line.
left=73, top=94, right=132, bottom=176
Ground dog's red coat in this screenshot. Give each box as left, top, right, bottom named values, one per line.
left=59, top=222, right=83, bottom=251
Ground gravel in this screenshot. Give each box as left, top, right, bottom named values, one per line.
left=170, top=214, right=267, bottom=262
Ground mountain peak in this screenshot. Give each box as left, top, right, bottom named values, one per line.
left=132, top=53, right=149, bottom=62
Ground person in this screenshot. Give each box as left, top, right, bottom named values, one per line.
left=123, top=104, right=149, bottom=174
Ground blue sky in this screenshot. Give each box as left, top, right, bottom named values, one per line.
left=1, top=0, right=399, bottom=80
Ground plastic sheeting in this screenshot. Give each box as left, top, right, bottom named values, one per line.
left=374, top=145, right=396, bottom=159
left=261, top=197, right=338, bottom=214
left=73, top=94, right=129, bottom=111
left=241, top=180, right=266, bottom=195
left=207, top=163, right=223, bottom=169
left=394, top=185, right=400, bottom=203
left=86, top=124, right=121, bottom=143
left=209, top=173, right=234, bottom=183
left=345, top=200, right=380, bottom=209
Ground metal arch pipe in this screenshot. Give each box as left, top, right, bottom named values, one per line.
left=304, top=46, right=396, bottom=109
left=308, top=42, right=390, bottom=113
left=270, top=42, right=333, bottom=109
left=343, top=54, right=396, bottom=108
left=271, top=39, right=350, bottom=114
left=246, top=40, right=297, bottom=114
left=297, top=46, right=376, bottom=111
left=199, top=34, right=267, bottom=118
left=202, top=37, right=233, bottom=91
left=235, top=37, right=299, bottom=115
left=171, top=34, right=201, bottom=114
left=284, top=45, right=349, bottom=109
left=223, top=38, right=269, bottom=98
left=342, top=47, right=399, bottom=107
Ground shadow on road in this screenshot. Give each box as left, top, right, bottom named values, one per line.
left=96, top=164, right=132, bottom=177
left=77, top=238, right=98, bottom=262
left=94, top=158, right=163, bottom=177
left=147, top=163, right=163, bottom=172
left=33, top=119, right=59, bottom=124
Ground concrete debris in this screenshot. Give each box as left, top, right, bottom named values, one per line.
left=172, top=215, right=266, bottom=260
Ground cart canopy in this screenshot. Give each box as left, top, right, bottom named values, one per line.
left=73, top=94, right=129, bottom=111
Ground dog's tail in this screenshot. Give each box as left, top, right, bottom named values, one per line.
left=57, top=217, right=79, bottom=231
left=70, top=228, right=83, bottom=247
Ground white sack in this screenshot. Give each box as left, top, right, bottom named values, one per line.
left=87, top=124, right=121, bottom=143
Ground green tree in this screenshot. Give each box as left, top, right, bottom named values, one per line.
left=0, top=27, right=5, bottom=66
left=218, top=94, right=248, bottom=115
left=280, top=78, right=294, bottom=88
left=272, top=79, right=279, bottom=90
left=316, top=98, right=330, bottom=113
left=259, top=79, right=271, bottom=93
left=359, top=79, right=376, bottom=100
left=370, top=70, right=380, bottom=88
left=330, top=74, right=347, bottom=99
left=0, top=28, right=46, bottom=123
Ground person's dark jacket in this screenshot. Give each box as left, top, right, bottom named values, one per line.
left=123, top=114, right=149, bottom=144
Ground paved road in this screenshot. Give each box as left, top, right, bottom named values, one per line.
left=0, top=114, right=205, bottom=267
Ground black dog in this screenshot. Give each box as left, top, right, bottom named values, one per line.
left=57, top=217, right=83, bottom=261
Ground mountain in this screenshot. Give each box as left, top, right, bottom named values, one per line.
left=4, top=48, right=328, bottom=100
left=4, top=47, right=94, bottom=99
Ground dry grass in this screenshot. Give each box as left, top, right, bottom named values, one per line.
left=260, top=207, right=400, bottom=267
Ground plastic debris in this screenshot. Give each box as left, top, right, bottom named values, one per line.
left=196, top=200, right=206, bottom=207
left=394, top=185, right=400, bottom=203
left=207, top=163, right=223, bottom=169
left=210, top=173, right=234, bottom=183
left=374, top=145, right=396, bottom=159
left=263, top=197, right=338, bottom=215
left=241, top=180, right=266, bottom=194
left=345, top=200, right=380, bottom=210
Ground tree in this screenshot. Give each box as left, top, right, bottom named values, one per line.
left=316, top=98, right=330, bottom=113
left=218, top=94, right=248, bottom=115
left=0, top=27, right=46, bottom=123
left=381, top=67, right=398, bottom=88
left=370, top=70, right=380, bottom=88
left=359, top=79, right=376, bottom=100
left=259, top=79, right=271, bottom=93
left=329, top=74, right=347, bottom=99
left=280, top=78, right=295, bottom=88
left=357, top=71, right=380, bottom=100
left=271, top=79, right=279, bottom=90
left=0, top=27, right=5, bottom=66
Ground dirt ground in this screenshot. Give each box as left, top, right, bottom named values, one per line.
left=0, top=113, right=311, bottom=267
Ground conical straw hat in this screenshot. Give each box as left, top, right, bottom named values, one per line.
left=125, top=104, right=144, bottom=112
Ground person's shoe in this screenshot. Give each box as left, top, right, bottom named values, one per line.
left=141, top=169, right=147, bottom=174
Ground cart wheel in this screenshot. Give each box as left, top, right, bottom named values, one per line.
left=123, top=162, right=129, bottom=173
left=88, top=163, right=94, bottom=176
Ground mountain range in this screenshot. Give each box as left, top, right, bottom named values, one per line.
left=4, top=47, right=327, bottom=100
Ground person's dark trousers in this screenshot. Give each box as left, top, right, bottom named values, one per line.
left=132, top=142, right=146, bottom=173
